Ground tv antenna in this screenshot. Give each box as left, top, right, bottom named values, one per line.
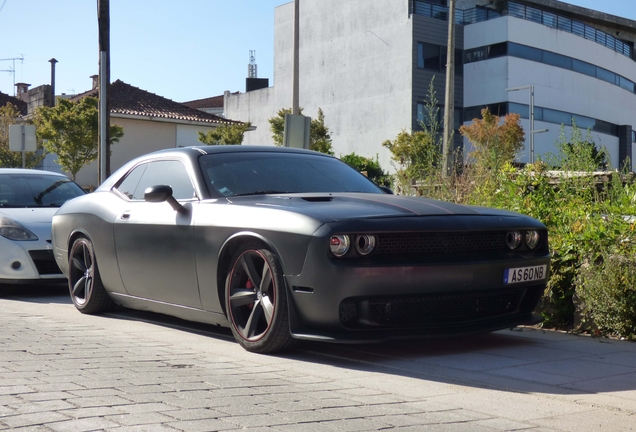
left=0, top=55, right=25, bottom=95
left=248, top=50, right=257, bottom=78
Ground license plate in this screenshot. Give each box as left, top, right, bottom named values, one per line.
left=504, top=265, right=547, bottom=284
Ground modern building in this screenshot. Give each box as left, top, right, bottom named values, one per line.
left=225, top=0, right=636, bottom=171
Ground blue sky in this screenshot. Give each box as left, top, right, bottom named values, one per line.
left=1, top=0, right=635, bottom=102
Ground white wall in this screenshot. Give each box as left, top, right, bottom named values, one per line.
left=225, top=0, right=414, bottom=171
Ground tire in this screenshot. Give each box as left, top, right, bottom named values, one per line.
left=68, top=237, right=115, bottom=314
left=225, top=242, right=296, bottom=353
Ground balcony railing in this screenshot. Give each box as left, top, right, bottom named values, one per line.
left=412, top=0, right=634, bottom=61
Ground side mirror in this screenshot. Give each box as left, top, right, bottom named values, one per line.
left=144, top=185, right=188, bottom=214
left=379, top=186, right=394, bottom=195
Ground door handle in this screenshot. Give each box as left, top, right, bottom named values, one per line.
left=120, top=212, right=131, bottom=220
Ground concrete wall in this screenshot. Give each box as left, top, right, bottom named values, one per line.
left=226, top=0, right=414, bottom=171
left=225, top=87, right=275, bottom=145
left=463, top=16, right=636, bottom=169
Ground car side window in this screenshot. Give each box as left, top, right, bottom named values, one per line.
left=116, top=160, right=195, bottom=201
left=116, top=164, right=147, bottom=199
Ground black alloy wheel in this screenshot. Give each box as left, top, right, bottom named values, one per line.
left=225, top=242, right=295, bottom=353
left=68, top=237, right=115, bottom=314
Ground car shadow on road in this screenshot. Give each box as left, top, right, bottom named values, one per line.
left=0, top=283, right=70, bottom=303
left=96, top=304, right=636, bottom=401
left=281, top=331, right=636, bottom=400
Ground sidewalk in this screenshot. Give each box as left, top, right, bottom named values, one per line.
left=0, top=290, right=635, bottom=431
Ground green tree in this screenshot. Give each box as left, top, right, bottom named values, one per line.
left=340, top=152, right=390, bottom=186
left=198, top=122, right=252, bottom=145
left=268, top=107, right=334, bottom=155
left=0, top=103, right=44, bottom=168
left=34, top=97, right=124, bottom=180
left=550, top=121, right=609, bottom=172
left=382, top=78, right=443, bottom=195
left=459, top=108, right=525, bottom=173
left=382, top=130, right=440, bottom=185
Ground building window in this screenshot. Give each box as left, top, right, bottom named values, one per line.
left=419, top=43, right=441, bottom=70
left=417, top=42, right=463, bottom=75
left=467, top=102, right=620, bottom=137
left=465, top=41, right=636, bottom=97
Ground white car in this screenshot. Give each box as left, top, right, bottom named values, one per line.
left=0, top=168, right=86, bottom=284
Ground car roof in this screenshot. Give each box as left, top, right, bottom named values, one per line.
left=97, top=145, right=336, bottom=192
left=0, top=168, right=69, bottom=177
left=151, top=145, right=328, bottom=157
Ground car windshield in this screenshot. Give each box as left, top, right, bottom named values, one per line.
left=199, top=152, right=383, bottom=198
left=0, top=172, right=86, bottom=208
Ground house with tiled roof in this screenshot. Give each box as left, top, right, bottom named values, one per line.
left=0, top=90, right=27, bottom=116
left=71, top=78, right=247, bottom=188
left=182, top=94, right=225, bottom=116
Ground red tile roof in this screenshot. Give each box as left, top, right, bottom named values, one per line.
left=71, top=80, right=238, bottom=125
left=0, top=91, right=27, bottom=116
left=182, top=94, right=224, bottom=109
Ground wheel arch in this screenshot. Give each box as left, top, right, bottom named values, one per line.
left=67, top=229, right=92, bottom=258
left=216, top=231, right=287, bottom=316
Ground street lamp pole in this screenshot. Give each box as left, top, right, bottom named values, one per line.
left=507, top=84, right=537, bottom=164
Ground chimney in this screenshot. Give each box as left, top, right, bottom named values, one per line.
left=15, top=83, right=31, bottom=102
left=91, top=74, right=99, bottom=90
left=49, top=58, right=58, bottom=106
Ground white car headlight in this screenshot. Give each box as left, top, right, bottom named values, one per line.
left=0, top=217, right=38, bottom=241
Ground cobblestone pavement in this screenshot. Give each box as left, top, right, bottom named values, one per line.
left=1, top=287, right=635, bottom=431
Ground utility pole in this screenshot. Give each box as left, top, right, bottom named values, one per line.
left=98, top=0, right=111, bottom=184
left=292, top=0, right=300, bottom=115
left=442, top=0, right=456, bottom=177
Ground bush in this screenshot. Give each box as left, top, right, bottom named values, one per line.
left=340, top=153, right=391, bottom=187
left=577, top=252, right=636, bottom=339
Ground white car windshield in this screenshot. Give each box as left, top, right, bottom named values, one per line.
left=0, top=173, right=86, bottom=208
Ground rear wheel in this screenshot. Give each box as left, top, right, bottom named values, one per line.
left=68, top=237, right=115, bottom=314
left=225, top=242, right=296, bottom=353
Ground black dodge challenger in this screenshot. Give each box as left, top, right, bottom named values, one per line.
left=52, top=146, right=550, bottom=353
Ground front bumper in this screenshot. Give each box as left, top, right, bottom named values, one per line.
left=0, top=237, right=64, bottom=284
left=284, top=236, right=550, bottom=342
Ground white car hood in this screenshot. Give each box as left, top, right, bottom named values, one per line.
left=0, top=208, right=58, bottom=239
left=0, top=207, right=58, bottom=224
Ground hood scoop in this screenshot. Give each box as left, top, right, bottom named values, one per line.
left=302, top=196, right=333, bottom=202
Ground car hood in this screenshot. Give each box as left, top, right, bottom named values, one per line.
left=0, top=207, right=58, bottom=223
left=226, top=193, right=524, bottom=222
left=0, top=207, right=57, bottom=234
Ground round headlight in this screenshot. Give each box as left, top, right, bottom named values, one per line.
left=506, top=231, right=522, bottom=249
left=525, top=230, right=541, bottom=249
left=329, top=235, right=350, bottom=257
left=355, top=234, right=377, bottom=256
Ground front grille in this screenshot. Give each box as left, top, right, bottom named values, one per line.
left=28, top=250, right=62, bottom=276
left=376, top=232, right=507, bottom=256
left=340, top=286, right=543, bottom=329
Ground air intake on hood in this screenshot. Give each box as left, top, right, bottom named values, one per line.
left=302, top=196, right=333, bottom=202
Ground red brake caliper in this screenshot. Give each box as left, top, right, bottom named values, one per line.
left=246, top=279, right=254, bottom=309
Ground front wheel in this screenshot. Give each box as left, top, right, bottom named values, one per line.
left=68, top=237, right=115, bottom=314
left=225, top=242, right=296, bottom=353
